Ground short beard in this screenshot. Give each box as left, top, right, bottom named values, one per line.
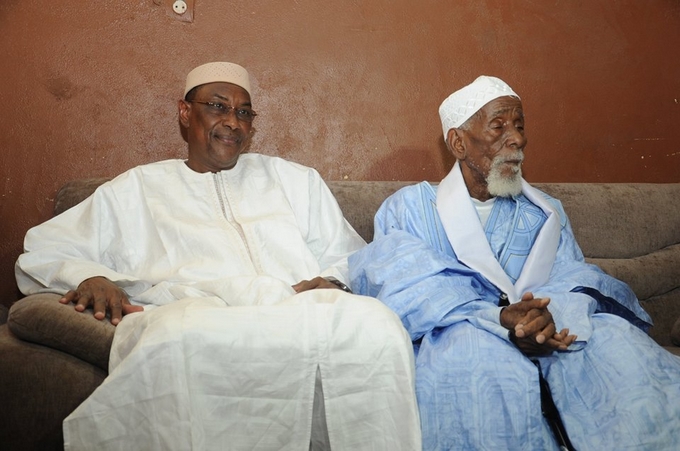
left=486, top=152, right=524, bottom=198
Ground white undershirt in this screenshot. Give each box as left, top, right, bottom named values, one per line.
left=471, top=197, right=496, bottom=228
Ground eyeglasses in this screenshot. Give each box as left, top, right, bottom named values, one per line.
left=188, top=100, right=258, bottom=123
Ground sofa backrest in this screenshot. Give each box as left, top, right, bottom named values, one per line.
left=327, top=181, right=412, bottom=243
left=329, top=181, right=680, bottom=255
left=533, top=183, right=680, bottom=259
left=55, top=178, right=680, bottom=261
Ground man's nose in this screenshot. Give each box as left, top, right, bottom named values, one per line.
left=507, top=127, right=527, bottom=149
left=221, top=109, right=240, bottom=129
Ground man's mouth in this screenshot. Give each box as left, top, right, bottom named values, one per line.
left=498, top=152, right=524, bottom=166
left=214, top=133, right=240, bottom=145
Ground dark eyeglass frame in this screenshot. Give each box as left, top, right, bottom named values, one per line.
left=187, top=100, right=258, bottom=123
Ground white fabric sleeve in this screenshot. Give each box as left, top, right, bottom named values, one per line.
left=15, top=186, right=146, bottom=296
left=295, top=168, right=365, bottom=284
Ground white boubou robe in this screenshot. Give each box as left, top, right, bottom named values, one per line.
left=16, top=154, right=421, bottom=451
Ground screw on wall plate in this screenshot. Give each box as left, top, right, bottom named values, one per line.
left=173, top=0, right=187, bottom=14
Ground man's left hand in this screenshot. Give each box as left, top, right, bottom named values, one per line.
left=292, top=277, right=343, bottom=293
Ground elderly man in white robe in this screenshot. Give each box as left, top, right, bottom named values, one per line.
left=15, top=62, right=421, bottom=451
left=349, top=76, right=680, bottom=450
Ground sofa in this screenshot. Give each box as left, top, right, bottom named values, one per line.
left=2, top=178, right=680, bottom=450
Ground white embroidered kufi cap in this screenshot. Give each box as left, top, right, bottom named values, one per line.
left=438, top=75, right=519, bottom=139
left=184, top=62, right=251, bottom=98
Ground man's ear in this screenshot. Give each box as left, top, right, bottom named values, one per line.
left=178, top=99, right=191, bottom=128
left=446, top=128, right=466, bottom=160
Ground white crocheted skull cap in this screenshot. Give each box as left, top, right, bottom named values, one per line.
left=438, top=75, right=519, bottom=139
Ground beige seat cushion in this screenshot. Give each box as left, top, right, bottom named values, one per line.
left=8, top=293, right=114, bottom=371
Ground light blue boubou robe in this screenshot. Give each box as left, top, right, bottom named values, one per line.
left=349, top=162, right=680, bottom=451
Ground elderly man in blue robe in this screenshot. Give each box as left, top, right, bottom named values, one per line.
left=349, top=75, right=680, bottom=450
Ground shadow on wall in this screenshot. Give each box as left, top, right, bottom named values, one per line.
left=364, top=136, right=454, bottom=182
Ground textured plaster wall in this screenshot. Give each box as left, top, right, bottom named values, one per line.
left=1, top=0, right=679, bottom=306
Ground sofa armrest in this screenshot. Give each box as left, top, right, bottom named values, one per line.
left=8, top=293, right=115, bottom=371
left=672, top=316, right=680, bottom=347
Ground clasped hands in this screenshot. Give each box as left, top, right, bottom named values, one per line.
left=500, top=292, right=577, bottom=356
left=61, top=276, right=346, bottom=327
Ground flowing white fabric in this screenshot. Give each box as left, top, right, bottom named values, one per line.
left=16, top=155, right=421, bottom=450
left=63, top=292, right=419, bottom=450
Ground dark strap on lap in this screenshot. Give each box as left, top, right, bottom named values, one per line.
left=532, top=360, right=576, bottom=451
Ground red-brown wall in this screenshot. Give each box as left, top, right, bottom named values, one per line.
left=1, top=1, right=679, bottom=307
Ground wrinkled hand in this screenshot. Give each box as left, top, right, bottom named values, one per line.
left=500, top=292, right=577, bottom=355
left=59, top=276, right=143, bottom=326
left=292, top=276, right=342, bottom=293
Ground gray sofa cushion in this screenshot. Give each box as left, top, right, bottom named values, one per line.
left=0, top=324, right=108, bottom=449
left=8, top=293, right=114, bottom=370
left=588, top=244, right=680, bottom=301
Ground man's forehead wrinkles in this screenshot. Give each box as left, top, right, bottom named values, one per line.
left=486, top=107, right=523, bottom=119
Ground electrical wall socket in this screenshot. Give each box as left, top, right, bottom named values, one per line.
left=173, top=1, right=187, bottom=15
left=154, top=0, right=195, bottom=23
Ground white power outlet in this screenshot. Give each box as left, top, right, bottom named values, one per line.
left=172, top=0, right=187, bottom=15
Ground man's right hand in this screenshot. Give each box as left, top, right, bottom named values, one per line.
left=59, top=276, right=143, bottom=326
left=499, top=292, right=577, bottom=355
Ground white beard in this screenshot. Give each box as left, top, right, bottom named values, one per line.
left=487, top=152, right=524, bottom=198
